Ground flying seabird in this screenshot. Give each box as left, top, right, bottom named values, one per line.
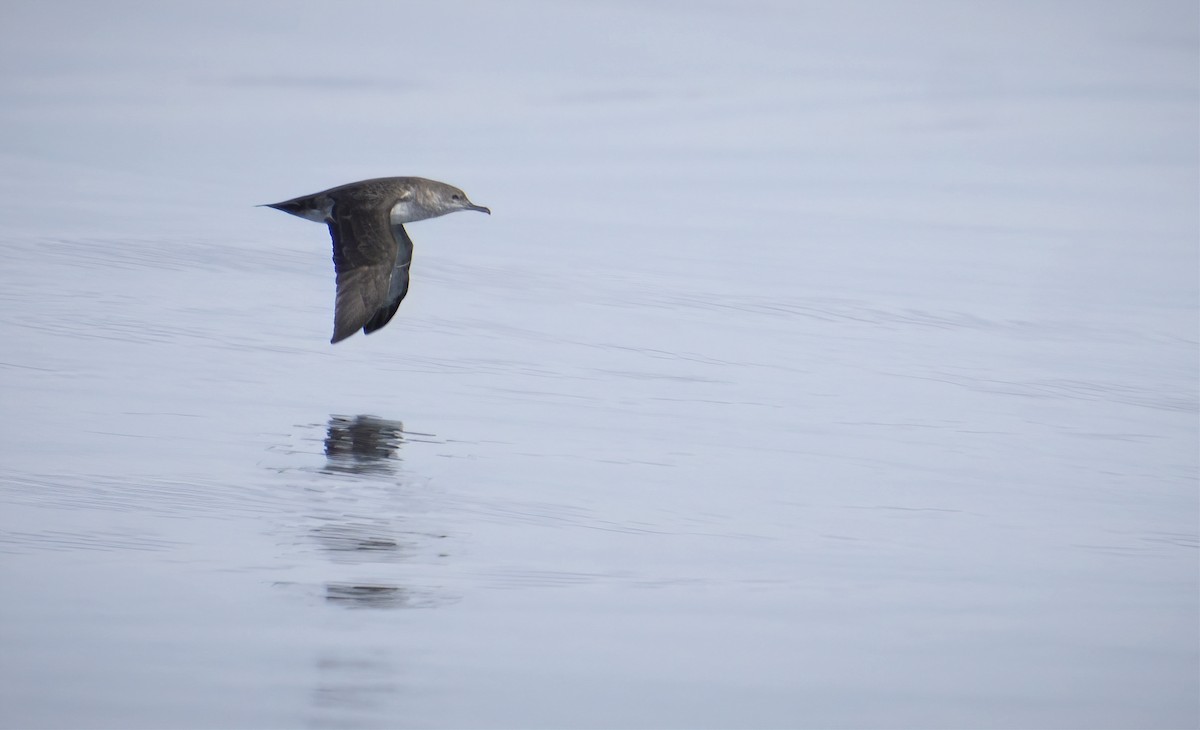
left=264, top=176, right=490, bottom=343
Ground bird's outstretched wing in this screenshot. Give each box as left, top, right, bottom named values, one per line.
left=362, top=223, right=414, bottom=336
left=328, top=198, right=402, bottom=344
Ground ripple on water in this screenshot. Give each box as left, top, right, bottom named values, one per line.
left=0, top=526, right=183, bottom=555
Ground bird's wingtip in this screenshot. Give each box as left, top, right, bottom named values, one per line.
left=331, top=326, right=356, bottom=344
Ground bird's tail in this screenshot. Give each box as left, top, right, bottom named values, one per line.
left=259, top=194, right=330, bottom=223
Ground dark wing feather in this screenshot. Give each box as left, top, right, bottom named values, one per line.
left=327, top=197, right=398, bottom=343
left=363, top=223, right=414, bottom=336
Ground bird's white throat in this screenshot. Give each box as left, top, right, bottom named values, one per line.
left=390, top=200, right=436, bottom=225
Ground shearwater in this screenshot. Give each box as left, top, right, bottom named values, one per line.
left=264, top=177, right=490, bottom=343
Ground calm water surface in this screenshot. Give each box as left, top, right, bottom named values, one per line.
left=1, top=2, right=1197, bottom=728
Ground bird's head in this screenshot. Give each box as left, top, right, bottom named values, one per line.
left=423, top=180, right=490, bottom=216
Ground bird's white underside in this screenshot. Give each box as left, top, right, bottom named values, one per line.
left=390, top=199, right=436, bottom=225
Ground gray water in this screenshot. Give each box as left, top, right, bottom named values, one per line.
left=1, top=2, right=1197, bottom=728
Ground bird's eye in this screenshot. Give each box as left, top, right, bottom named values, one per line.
left=452, top=194, right=460, bottom=201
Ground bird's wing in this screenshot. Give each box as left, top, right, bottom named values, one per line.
left=363, top=223, right=414, bottom=336
left=328, top=197, right=399, bottom=344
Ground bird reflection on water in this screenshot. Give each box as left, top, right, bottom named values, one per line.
left=322, top=414, right=406, bottom=476
left=314, top=415, right=411, bottom=608
left=324, top=583, right=409, bottom=609
left=271, top=413, right=452, bottom=616
left=280, top=415, right=455, bottom=724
